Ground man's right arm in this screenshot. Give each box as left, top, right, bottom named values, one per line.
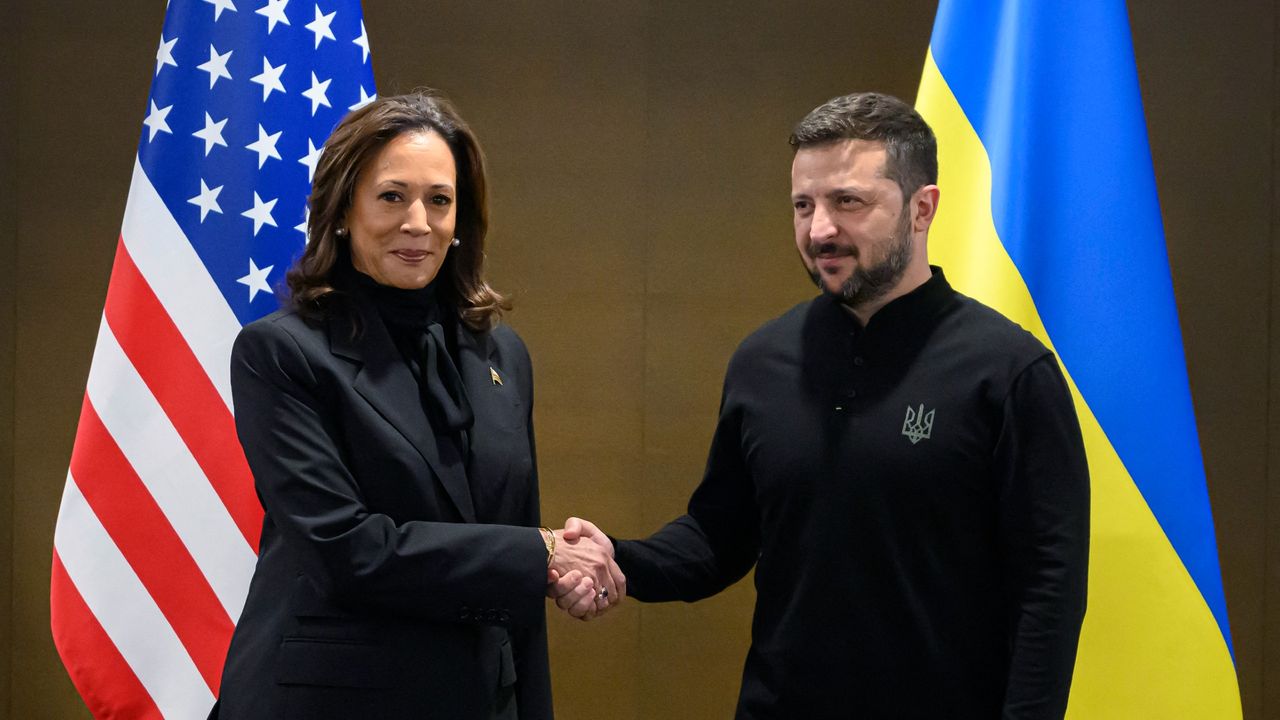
left=564, top=394, right=761, bottom=604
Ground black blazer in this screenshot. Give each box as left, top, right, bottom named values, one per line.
left=211, top=294, right=552, bottom=720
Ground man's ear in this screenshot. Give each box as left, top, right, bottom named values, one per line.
left=911, top=185, right=940, bottom=233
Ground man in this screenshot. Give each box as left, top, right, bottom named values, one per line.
left=555, top=92, right=1089, bottom=719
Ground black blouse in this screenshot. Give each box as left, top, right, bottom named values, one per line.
left=334, top=261, right=474, bottom=462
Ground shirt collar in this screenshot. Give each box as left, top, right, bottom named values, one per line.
left=860, top=266, right=954, bottom=333
left=813, top=266, right=957, bottom=343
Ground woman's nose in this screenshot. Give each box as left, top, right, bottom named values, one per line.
left=401, top=199, right=430, bottom=235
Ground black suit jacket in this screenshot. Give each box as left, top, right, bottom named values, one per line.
left=212, top=294, right=552, bottom=720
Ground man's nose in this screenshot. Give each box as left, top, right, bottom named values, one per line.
left=809, top=203, right=837, bottom=241
left=401, top=199, right=430, bottom=235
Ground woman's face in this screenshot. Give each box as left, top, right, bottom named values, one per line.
left=345, top=130, right=458, bottom=289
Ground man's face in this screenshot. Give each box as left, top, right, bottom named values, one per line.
left=791, top=139, right=915, bottom=308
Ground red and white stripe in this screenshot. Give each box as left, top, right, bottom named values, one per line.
left=51, top=159, right=263, bottom=718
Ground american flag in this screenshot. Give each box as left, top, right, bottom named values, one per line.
left=50, top=1, right=374, bottom=716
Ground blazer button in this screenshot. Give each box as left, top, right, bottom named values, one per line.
left=460, top=606, right=472, bottom=621
left=499, top=610, right=510, bottom=623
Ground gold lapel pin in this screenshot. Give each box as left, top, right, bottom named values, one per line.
left=490, top=367, right=503, bottom=386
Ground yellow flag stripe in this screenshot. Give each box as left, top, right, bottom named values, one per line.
left=916, top=50, right=1241, bottom=718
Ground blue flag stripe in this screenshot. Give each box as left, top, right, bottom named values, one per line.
left=928, top=0, right=1231, bottom=650
left=141, top=1, right=374, bottom=328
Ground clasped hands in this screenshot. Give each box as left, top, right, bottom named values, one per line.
left=544, top=517, right=622, bottom=620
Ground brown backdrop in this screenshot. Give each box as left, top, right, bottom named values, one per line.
left=1, top=1, right=1277, bottom=718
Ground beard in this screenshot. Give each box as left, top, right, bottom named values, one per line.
left=806, top=208, right=914, bottom=310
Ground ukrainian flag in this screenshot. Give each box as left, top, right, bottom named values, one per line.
left=915, top=1, right=1241, bottom=716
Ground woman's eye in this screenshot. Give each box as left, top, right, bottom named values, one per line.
left=432, top=194, right=453, bottom=206
left=379, top=191, right=402, bottom=202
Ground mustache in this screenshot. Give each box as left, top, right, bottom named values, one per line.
left=806, top=241, right=856, bottom=259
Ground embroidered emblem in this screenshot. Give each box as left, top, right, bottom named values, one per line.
left=490, top=367, right=503, bottom=386
left=902, top=404, right=934, bottom=444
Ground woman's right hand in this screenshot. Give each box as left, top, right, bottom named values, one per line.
left=546, top=523, right=625, bottom=620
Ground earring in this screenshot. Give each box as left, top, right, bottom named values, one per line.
left=335, top=227, right=348, bottom=237
left=451, top=237, right=461, bottom=247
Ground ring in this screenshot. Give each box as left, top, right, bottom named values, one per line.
left=597, top=588, right=609, bottom=599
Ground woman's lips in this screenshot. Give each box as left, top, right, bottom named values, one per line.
left=391, top=249, right=429, bottom=262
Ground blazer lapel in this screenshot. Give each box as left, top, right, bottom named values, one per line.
left=453, top=319, right=500, bottom=433
left=328, top=298, right=477, bottom=523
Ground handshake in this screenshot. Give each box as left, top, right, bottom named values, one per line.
left=542, top=517, right=624, bottom=621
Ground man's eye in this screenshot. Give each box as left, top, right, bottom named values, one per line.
left=838, top=196, right=860, bottom=206
left=793, top=201, right=810, bottom=211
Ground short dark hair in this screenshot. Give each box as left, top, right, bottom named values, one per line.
left=789, top=92, right=938, bottom=200
left=287, top=88, right=509, bottom=330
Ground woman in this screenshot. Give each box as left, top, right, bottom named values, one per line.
left=211, top=90, right=619, bottom=720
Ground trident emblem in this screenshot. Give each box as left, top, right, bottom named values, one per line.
left=902, top=404, right=935, bottom=444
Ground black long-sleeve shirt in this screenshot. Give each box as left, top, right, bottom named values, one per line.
left=616, top=268, right=1088, bottom=719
